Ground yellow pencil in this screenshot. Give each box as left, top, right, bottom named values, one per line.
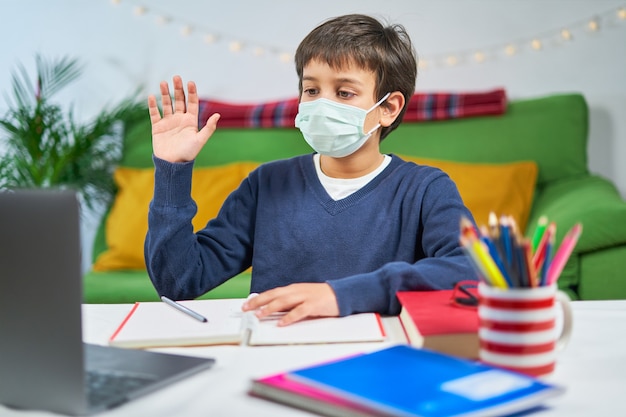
left=473, top=239, right=509, bottom=289
left=460, top=234, right=509, bottom=289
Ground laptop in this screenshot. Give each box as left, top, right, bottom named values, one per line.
left=0, top=189, right=215, bottom=415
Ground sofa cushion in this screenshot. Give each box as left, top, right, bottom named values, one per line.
left=93, top=157, right=537, bottom=271
left=400, top=156, right=538, bottom=232
left=92, top=162, right=259, bottom=271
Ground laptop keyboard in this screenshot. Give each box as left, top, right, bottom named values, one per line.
left=87, top=370, right=157, bottom=408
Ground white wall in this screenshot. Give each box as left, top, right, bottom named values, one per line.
left=2, top=0, right=626, bottom=266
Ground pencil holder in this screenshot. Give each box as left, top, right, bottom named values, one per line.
left=477, top=282, right=573, bottom=377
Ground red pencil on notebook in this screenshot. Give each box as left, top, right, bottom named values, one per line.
left=546, top=223, right=583, bottom=286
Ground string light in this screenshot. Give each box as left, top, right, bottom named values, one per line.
left=111, top=1, right=626, bottom=67
left=133, top=6, right=146, bottom=16
left=560, top=28, right=573, bottom=41
left=504, top=44, right=517, bottom=56
left=531, top=39, right=542, bottom=50
left=229, top=41, right=243, bottom=52
left=587, top=18, right=600, bottom=32
left=180, top=25, right=193, bottom=37
left=446, top=55, right=458, bottom=66
left=203, top=34, right=218, bottom=44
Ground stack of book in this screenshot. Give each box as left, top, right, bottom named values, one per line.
left=396, top=289, right=479, bottom=359
left=250, top=345, right=564, bottom=417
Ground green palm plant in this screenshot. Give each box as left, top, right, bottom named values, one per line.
left=0, top=54, right=146, bottom=211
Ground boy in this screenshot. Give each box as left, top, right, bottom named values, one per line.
left=146, top=14, right=475, bottom=326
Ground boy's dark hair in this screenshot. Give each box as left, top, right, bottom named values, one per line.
left=295, top=14, right=417, bottom=141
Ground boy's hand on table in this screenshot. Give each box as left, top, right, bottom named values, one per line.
left=242, top=283, right=340, bottom=326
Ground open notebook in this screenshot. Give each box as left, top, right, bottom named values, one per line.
left=109, top=298, right=386, bottom=349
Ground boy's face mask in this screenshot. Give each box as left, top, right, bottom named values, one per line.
left=295, top=93, right=390, bottom=158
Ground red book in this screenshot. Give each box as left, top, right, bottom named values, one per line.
left=396, top=290, right=479, bottom=359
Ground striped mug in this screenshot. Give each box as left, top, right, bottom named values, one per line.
left=477, top=282, right=573, bottom=377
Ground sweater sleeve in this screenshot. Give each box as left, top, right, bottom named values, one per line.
left=144, top=156, right=254, bottom=299
left=327, top=173, right=476, bottom=316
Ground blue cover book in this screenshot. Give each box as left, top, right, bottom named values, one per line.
left=287, top=345, right=564, bottom=417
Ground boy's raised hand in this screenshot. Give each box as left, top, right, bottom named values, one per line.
left=148, top=75, right=220, bottom=163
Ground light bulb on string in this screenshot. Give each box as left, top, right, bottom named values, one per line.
left=203, top=34, right=217, bottom=44
left=617, top=7, right=626, bottom=20
left=560, top=28, right=572, bottom=41
left=229, top=41, right=243, bottom=52
left=133, top=6, right=146, bottom=16
left=587, top=18, right=599, bottom=32
left=473, top=51, right=486, bottom=63
left=180, top=25, right=193, bottom=37
left=504, top=44, right=517, bottom=56
left=531, top=39, right=542, bottom=50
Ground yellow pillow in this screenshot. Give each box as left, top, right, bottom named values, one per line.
left=93, top=157, right=537, bottom=271
left=399, top=156, right=538, bottom=232
left=92, top=162, right=259, bottom=271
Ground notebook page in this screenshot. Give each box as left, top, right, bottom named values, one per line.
left=109, top=298, right=248, bottom=348
left=248, top=313, right=386, bottom=346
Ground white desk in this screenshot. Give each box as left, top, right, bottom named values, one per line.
left=1, top=300, right=624, bottom=416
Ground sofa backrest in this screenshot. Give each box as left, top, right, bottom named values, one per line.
left=383, top=93, right=588, bottom=188
left=122, top=93, right=588, bottom=189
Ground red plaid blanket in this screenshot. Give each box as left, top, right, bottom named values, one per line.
left=198, top=88, right=506, bottom=128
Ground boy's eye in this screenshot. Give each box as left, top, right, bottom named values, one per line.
left=303, top=88, right=318, bottom=96
left=338, top=91, right=355, bottom=99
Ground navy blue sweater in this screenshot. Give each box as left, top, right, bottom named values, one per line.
left=145, top=153, right=475, bottom=316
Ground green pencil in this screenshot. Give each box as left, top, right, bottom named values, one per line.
left=531, top=215, right=548, bottom=252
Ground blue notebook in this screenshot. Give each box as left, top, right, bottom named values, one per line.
left=287, top=345, right=564, bottom=417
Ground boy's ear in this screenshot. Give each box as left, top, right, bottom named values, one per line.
left=380, top=91, right=405, bottom=127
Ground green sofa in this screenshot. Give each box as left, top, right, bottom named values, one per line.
left=84, top=92, right=626, bottom=303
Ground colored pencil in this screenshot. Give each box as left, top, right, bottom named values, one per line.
left=539, top=226, right=556, bottom=286
left=499, top=216, right=514, bottom=267
left=531, top=216, right=548, bottom=252
left=532, top=222, right=556, bottom=274
left=480, top=226, right=513, bottom=287
left=460, top=234, right=509, bottom=289
left=459, top=235, right=491, bottom=285
left=521, top=238, right=535, bottom=288
left=546, top=223, right=583, bottom=285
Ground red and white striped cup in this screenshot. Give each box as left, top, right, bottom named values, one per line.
left=478, top=282, right=573, bottom=377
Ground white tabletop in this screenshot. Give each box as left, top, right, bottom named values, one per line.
left=2, top=300, right=625, bottom=416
